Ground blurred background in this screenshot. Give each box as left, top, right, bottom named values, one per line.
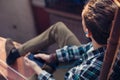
left=0, top=0, right=89, bottom=43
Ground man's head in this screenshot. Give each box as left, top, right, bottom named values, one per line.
left=82, top=0, right=117, bottom=45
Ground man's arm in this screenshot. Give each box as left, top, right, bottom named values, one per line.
left=55, top=42, right=92, bottom=62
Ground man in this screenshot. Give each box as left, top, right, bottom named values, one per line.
left=5, top=0, right=118, bottom=80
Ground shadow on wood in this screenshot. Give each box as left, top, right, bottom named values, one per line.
left=0, top=37, right=35, bottom=80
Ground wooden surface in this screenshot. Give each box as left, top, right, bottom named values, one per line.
left=0, top=37, right=35, bottom=80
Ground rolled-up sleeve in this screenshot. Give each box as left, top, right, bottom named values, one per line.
left=38, top=70, right=55, bottom=80
left=56, top=43, right=92, bottom=62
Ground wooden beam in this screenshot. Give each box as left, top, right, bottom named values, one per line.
left=99, top=0, right=120, bottom=80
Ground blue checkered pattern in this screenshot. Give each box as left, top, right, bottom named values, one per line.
left=38, top=42, right=119, bottom=80
left=38, top=70, right=55, bottom=80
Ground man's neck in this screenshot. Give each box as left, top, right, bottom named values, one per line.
left=91, top=39, right=105, bottom=50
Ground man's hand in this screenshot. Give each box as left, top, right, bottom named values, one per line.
left=34, top=53, right=51, bottom=63
left=24, top=55, right=43, bottom=75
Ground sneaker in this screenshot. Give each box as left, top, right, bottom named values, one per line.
left=5, top=38, right=20, bottom=65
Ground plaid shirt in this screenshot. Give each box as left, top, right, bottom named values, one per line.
left=38, top=42, right=107, bottom=80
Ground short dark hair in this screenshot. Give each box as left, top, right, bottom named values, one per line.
left=82, top=0, right=117, bottom=45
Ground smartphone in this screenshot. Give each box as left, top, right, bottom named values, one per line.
left=27, top=54, right=45, bottom=67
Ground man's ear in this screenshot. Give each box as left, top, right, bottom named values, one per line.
left=85, top=29, right=92, bottom=38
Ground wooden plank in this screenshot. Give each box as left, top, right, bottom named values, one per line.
left=0, top=37, right=35, bottom=80
left=99, top=1, right=120, bottom=79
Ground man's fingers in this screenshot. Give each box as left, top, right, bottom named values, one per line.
left=34, top=54, right=43, bottom=58
left=25, top=52, right=31, bottom=57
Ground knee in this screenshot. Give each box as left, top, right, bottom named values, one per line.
left=55, top=22, right=67, bottom=30
left=55, top=22, right=65, bottom=26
